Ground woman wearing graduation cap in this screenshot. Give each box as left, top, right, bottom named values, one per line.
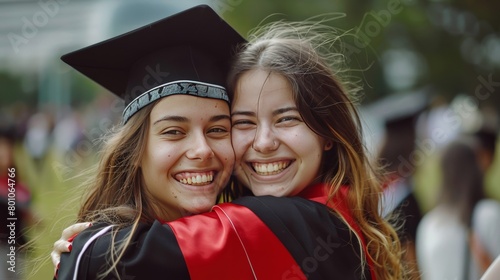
left=54, top=5, right=239, bottom=279
left=54, top=5, right=403, bottom=280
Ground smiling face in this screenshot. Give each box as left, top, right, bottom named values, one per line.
left=231, top=69, right=330, bottom=197
left=141, top=95, right=234, bottom=219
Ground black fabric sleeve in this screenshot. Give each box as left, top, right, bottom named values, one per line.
left=56, top=221, right=190, bottom=280
left=232, top=196, right=371, bottom=280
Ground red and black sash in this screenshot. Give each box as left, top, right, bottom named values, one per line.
left=168, top=183, right=374, bottom=280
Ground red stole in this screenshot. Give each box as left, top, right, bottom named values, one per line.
left=167, top=183, right=376, bottom=280
left=167, top=204, right=306, bottom=279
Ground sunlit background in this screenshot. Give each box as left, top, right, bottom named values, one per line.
left=0, top=0, right=499, bottom=278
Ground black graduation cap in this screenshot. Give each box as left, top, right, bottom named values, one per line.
left=61, top=4, right=246, bottom=123
left=366, top=88, right=430, bottom=168
left=367, top=88, right=430, bottom=133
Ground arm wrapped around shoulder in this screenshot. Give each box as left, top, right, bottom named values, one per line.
left=56, top=222, right=189, bottom=280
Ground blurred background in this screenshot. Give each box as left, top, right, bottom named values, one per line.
left=0, top=0, right=499, bottom=279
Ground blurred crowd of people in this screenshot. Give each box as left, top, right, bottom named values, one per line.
left=2, top=94, right=121, bottom=173
left=0, top=94, right=120, bottom=279
left=369, top=89, right=500, bottom=280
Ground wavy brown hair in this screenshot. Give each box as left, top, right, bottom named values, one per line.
left=227, top=20, right=404, bottom=279
left=75, top=100, right=169, bottom=278
left=77, top=101, right=162, bottom=225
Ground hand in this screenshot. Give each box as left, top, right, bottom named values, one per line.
left=51, top=222, right=91, bottom=273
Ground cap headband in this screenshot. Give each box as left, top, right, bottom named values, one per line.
left=122, top=80, right=229, bottom=124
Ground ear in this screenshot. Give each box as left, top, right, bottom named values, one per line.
left=324, top=141, right=333, bottom=151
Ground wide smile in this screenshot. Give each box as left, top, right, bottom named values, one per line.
left=174, top=171, right=215, bottom=186
left=249, top=160, right=293, bottom=176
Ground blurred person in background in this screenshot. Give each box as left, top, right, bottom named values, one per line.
left=23, top=110, right=53, bottom=169
left=470, top=109, right=500, bottom=276
left=473, top=105, right=499, bottom=175
left=369, top=90, right=429, bottom=279
left=416, top=136, right=500, bottom=280
left=0, top=117, right=35, bottom=280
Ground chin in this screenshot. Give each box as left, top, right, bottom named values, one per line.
left=186, top=203, right=215, bottom=215
left=250, top=187, right=288, bottom=197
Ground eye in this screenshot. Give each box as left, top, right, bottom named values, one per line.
left=277, top=115, right=302, bottom=125
left=161, top=129, right=185, bottom=137
left=208, top=127, right=229, bottom=133
left=278, top=116, right=295, bottom=122
left=207, top=126, right=230, bottom=140
left=232, top=119, right=256, bottom=129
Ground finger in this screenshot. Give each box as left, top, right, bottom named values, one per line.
left=52, top=222, right=91, bottom=272
left=51, top=240, right=73, bottom=271
left=61, top=222, right=91, bottom=240
left=51, top=249, right=61, bottom=269
left=53, top=239, right=72, bottom=253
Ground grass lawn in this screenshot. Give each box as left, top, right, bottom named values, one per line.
left=15, top=144, right=95, bottom=280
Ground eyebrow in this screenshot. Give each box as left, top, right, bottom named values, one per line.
left=231, top=106, right=298, bottom=117
left=153, top=114, right=230, bottom=126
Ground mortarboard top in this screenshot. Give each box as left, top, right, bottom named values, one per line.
left=61, top=4, right=246, bottom=124
left=366, top=88, right=430, bottom=133
left=366, top=89, right=430, bottom=169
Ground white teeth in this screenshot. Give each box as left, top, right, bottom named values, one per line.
left=177, top=173, right=214, bottom=185
left=266, top=163, right=273, bottom=172
left=252, top=161, right=290, bottom=175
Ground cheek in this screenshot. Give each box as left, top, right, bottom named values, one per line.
left=145, top=145, right=177, bottom=173
left=214, top=142, right=235, bottom=167
left=290, top=132, right=324, bottom=157
left=231, top=130, right=252, bottom=160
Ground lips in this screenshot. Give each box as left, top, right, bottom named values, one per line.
left=174, top=171, right=215, bottom=186
left=250, top=161, right=291, bottom=175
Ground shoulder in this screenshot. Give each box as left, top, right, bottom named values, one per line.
left=474, top=199, right=500, bottom=219
left=233, top=195, right=348, bottom=235
left=57, top=223, right=116, bottom=280
left=473, top=199, right=500, bottom=233
left=230, top=196, right=370, bottom=280
left=58, top=221, right=189, bottom=280
left=417, top=207, right=465, bottom=243
left=473, top=199, right=500, bottom=255
left=233, top=194, right=358, bottom=231
left=69, top=223, right=121, bottom=256
left=233, top=195, right=334, bottom=218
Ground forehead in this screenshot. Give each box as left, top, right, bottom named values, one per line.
left=232, top=69, right=294, bottom=110
left=151, top=95, right=230, bottom=118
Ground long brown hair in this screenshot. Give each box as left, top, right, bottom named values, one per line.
left=439, top=137, right=484, bottom=227
left=76, top=100, right=168, bottom=278
left=78, top=100, right=162, bottom=224
left=227, top=20, right=404, bottom=279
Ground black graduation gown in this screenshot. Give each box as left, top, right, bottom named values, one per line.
left=56, top=184, right=374, bottom=280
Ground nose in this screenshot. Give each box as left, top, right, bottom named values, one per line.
left=186, top=133, right=214, bottom=161
left=252, top=125, right=279, bottom=153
